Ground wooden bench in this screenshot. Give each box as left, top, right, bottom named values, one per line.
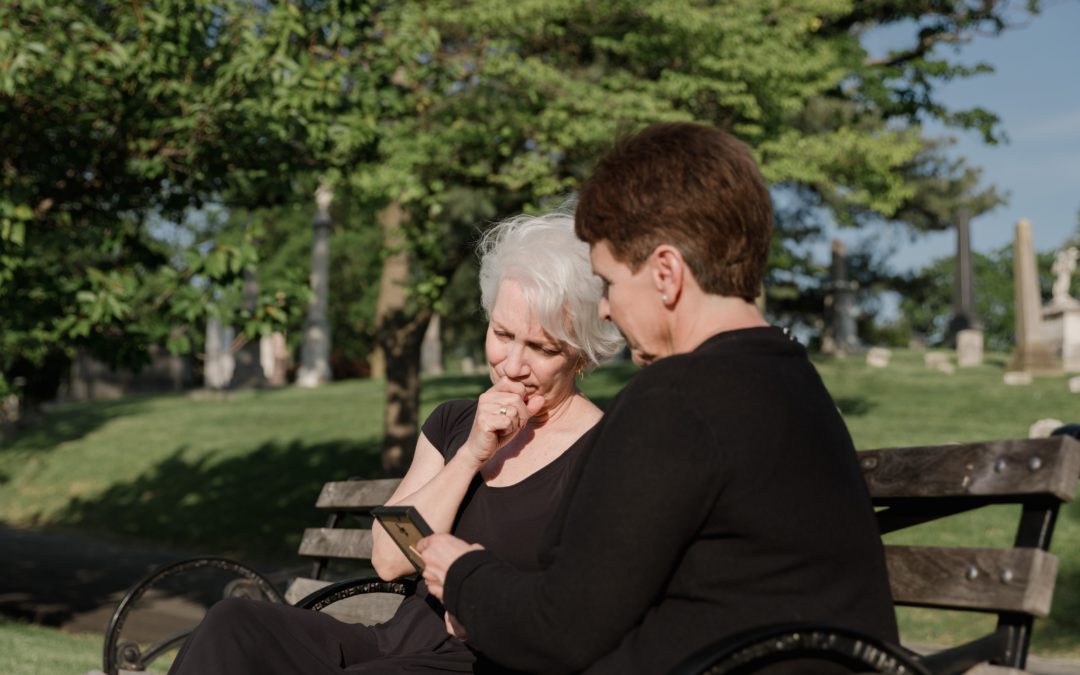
left=680, top=434, right=1080, bottom=674
left=103, top=435, right=1080, bottom=675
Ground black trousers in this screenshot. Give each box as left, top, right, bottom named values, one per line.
left=167, top=598, right=475, bottom=674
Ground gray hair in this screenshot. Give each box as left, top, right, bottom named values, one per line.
left=477, top=206, right=623, bottom=370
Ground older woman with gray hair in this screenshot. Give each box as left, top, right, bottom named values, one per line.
left=167, top=208, right=622, bottom=675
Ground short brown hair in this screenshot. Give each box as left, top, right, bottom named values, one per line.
left=575, top=123, right=772, bottom=300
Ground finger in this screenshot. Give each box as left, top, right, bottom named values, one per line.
left=524, top=394, right=545, bottom=417
left=491, top=377, right=528, bottom=396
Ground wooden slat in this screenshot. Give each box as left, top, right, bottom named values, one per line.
left=886, top=546, right=1058, bottom=617
left=861, top=437, right=1080, bottom=502
left=284, top=577, right=404, bottom=625
left=316, top=479, right=402, bottom=510
left=298, top=528, right=373, bottom=559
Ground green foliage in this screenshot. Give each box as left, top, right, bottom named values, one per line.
left=0, top=0, right=390, bottom=400
left=358, top=0, right=1030, bottom=344
left=0, top=0, right=1044, bottom=405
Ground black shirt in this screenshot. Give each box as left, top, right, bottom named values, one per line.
left=444, top=327, right=898, bottom=674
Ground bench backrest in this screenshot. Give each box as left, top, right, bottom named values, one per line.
left=283, top=478, right=403, bottom=623
left=861, top=435, right=1080, bottom=669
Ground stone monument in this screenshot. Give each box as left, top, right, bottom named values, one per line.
left=822, top=239, right=860, bottom=355
left=420, top=314, right=444, bottom=376
left=1007, top=219, right=1059, bottom=373
left=1041, top=245, right=1080, bottom=372
left=297, top=182, right=335, bottom=388
left=204, top=317, right=236, bottom=389
left=950, top=210, right=983, bottom=366
left=956, top=329, right=984, bottom=368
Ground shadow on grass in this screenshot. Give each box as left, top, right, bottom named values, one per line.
left=0, top=395, right=167, bottom=459
left=0, top=436, right=385, bottom=628
left=50, top=436, right=385, bottom=563
left=834, top=396, right=875, bottom=416
left=0, top=435, right=388, bottom=632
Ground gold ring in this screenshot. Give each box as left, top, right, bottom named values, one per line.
left=498, top=406, right=508, bottom=415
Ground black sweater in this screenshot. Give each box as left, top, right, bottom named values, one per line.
left=443, top=327, right=898, bottom=674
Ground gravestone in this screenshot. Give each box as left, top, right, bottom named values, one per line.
left=260, top=332, right=290, bottom=386
left=822, top=239, right=860, bottom=355
left=1041, top=246, right=1080, bottom=372
left=865, top=347, right=891, bottom=368
left=948, top=210, right=981, bottom=336
left=956, top=329, right=984, bottom=367
left=1007, top=219, right=1059, bottom=373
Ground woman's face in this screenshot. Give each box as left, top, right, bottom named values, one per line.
left=485, top=279, right=579, bottom=409
left=589, top=240, right=667, bottom=366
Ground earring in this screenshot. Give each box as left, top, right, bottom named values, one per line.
left=661, top=293, right=669, bottom=304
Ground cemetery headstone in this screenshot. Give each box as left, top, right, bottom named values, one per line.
left=956, top=329, right=984, bottom=367
left=1042, top=246, right=1080, bottom=372
left=1028, top=418, right=1065, bottom=438
left=865, top=347, right=891, bottom=368
left=1007, top=219, right=1059, bottom=374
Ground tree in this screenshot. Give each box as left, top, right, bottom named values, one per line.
left=355, top=0, right=1038, bottom=471
left=1, top=0, right=388, bottom=407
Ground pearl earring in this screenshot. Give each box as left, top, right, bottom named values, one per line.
left=661, top=294, right=669, bottom=304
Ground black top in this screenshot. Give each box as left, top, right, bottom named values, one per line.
left=369, top=399, right=593, bottom=671
left=444, top=327, right=899, bottom=674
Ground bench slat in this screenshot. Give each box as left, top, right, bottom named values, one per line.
left=316, top=479, right=402, bottom=510
left=298, top=528, right=373, bottom=559
left=861, top=436, right=1080, bottom=502
left=886, top=545, right=1058, bottom=616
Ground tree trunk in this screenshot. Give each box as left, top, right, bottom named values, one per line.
left=372, top=200, right=427, bottom=475
left=297, top=181, right=334, bottom=388
left=369, top=201, right=408, bottom=381
left=380, top=305, right=434, bottom=475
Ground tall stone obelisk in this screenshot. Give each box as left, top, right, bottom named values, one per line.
left=948, top=210, right=979, bottom=336
left=297, top=182, right=335, bottom=387
left=822, top=239, right=859, bottom=355
left=1007, top=219, right=1058, bottom=373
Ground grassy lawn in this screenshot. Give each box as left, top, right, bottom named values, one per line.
left=1, top=348, right=1079, bottom=664
left=0, top=618, right=106, bottom=675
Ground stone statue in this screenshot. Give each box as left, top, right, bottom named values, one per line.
left=1051, top=246, right=1080, bottom=306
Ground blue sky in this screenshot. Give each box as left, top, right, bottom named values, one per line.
left=852, top=0, right=1080, bottom=272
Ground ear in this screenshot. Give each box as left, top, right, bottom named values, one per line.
left=648, top=245, right=685, bottom=307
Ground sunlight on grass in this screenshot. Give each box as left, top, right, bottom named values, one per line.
left=0, top=619, right=102, bottom=675
left=1, top=350, right=1079, bottom=658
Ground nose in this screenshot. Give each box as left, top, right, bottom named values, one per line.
left=598, top=296, right=611, bottom=322
left=502, top=343, right=530, bottom=379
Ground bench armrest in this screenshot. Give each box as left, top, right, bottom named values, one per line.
left=293, top=575, right=417, bottom=611
left=670, top=622, right=930, bottom=675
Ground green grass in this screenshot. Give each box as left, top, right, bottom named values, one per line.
left=0, top=619, right=104, bottom=675
left=1, top=350, right=1079, bottom=663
